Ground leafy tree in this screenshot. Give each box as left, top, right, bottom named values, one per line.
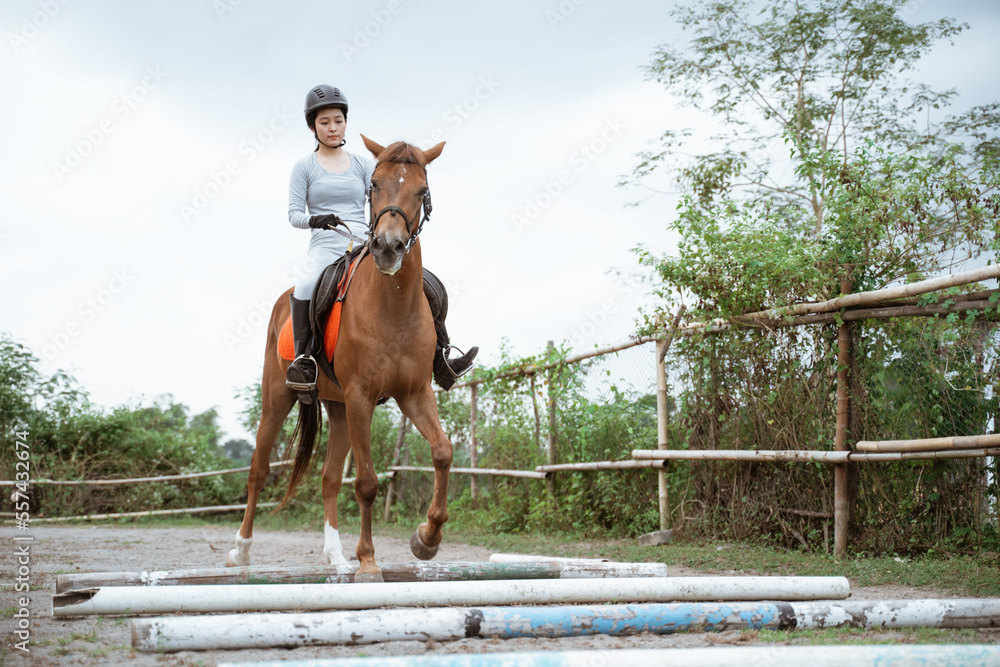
left=625, top=0, right=999, bottom=319
left=0, top=333, right=87, bottom=440
left=222, top=438, right=254, bottom=460
left=0, top=334, right=243, bottom=515
left=618, top=0, right=1000, bottom=553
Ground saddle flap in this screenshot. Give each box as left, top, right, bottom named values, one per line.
left=311, top=246, right=365, bottom=362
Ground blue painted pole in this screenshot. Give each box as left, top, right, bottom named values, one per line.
left=131, top=598, right=1000, bottom=652
left=479, top=601, right=790, bottom=637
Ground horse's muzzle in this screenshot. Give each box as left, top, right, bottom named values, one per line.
left=370, top=233, right=405, bottom=275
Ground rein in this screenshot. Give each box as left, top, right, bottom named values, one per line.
left=366, top=163, right=433, bottom=252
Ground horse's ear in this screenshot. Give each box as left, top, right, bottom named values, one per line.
left=361, top=134, right=384, bottom=159
left=422, top=141, right=445, bottom=164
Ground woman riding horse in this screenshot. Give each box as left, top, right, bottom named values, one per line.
left=285, top=84, right=477, bottom=394
left=226, top=87, right=470, bottom=581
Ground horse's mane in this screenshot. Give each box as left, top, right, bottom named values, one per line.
left=378, top=142, right=426, bottom=167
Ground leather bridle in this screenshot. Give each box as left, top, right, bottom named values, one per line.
left=366, top=163, right=433, bottom=252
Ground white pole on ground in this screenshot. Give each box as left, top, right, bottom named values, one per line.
left=57, top=560, right=669, bottom=592
left=53, top=576, right=850, bottom=617
left=132, top=598, right=1000, bottom=653
left=213, top=644, right=1000, bottom=667
left=489, top=553, right=610, bottom=563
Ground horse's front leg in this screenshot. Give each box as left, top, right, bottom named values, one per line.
left=399, top=387, right=453, bottom=560
left=320, top=400, right=352, bottom=565
left=343, top=390, right=382, bottom=582
left=227, top=377, right=296, bottom=567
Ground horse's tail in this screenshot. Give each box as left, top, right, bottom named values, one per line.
left=278, top=400, right=322, bottom=509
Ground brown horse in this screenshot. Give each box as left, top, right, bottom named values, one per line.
left=226, top=136, right=453, bottom=583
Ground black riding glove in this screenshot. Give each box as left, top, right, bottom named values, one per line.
left=308, top=214, right=345, bottom=230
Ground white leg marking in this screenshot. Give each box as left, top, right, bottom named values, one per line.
left=323, top=522, right=350, bottom=565
left=227, top=533, right=253, bottom=567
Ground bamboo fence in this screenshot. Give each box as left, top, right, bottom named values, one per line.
left=10, top=269, right=995, bottom=551
left=416, top=266, right=999, bottom=556
left=856, top=434, right=1000, bottom=453
left=31, top=503, right=279, bottom=523
left=0, top=460, right=294, bottom=487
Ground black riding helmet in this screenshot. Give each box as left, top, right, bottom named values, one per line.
left=304, top=84, right=349, bottom=130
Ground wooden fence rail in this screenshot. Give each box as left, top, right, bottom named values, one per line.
left=427, top=265, right=1000, bottom=556
left=0, top=460, right=294, bottom=487
left=632, top=447, right=1000, bottom=463
left=391, top=466, right=547, bottom=480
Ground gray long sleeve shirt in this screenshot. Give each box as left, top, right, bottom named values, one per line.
left=288, top=150, right=376, bottom=253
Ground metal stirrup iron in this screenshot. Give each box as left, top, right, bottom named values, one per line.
left=442, top=345, right=474, bottom=380
left=286, top=354, right=319, bottom=392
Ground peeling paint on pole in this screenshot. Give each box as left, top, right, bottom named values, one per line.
left=133, top=598, right=1000, bottom=652
left=56, top=561, right=668, bottom=593
left=56, top=576, right=849, bottom=617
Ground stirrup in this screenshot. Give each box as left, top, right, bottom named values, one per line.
left=441, top=345, right=476, bottom=380
left=286, top=354, right=318, bottom=392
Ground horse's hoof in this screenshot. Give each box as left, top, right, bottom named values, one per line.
left=227, top=534, right=252, bottom=567
left=354, top=569, right=384, bottom=584
left=225, top=549, right=248, bottom=568
left=322, top=551, right=350, bottom=566
left=410, top=528, right=439, bottom=561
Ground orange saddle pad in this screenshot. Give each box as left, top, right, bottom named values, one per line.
left=278, top=252, right=362, bottom=363
left=278, top=301, right=342, bottom=363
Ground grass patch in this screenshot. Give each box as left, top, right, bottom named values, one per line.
left=754, top=627, right=983, bottom=645
left=70, top=628, right=98, bottom=643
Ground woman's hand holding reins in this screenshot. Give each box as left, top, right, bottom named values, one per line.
left=309, top=214, right=345, bottom=230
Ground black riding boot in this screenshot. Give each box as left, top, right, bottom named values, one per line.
left=433, top=326, right=479, bottom=391
left=286, top=295, right=318, bottom=398
left=423, top=269, right=478, bottom=390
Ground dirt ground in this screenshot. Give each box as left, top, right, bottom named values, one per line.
left=2, top=524, right=998, bottom=666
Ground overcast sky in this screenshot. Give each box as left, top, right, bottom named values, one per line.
left=2, top=0, right=998, bottom=444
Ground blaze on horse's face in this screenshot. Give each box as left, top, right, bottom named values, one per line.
left=361, top=135, right=445, bottom=276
